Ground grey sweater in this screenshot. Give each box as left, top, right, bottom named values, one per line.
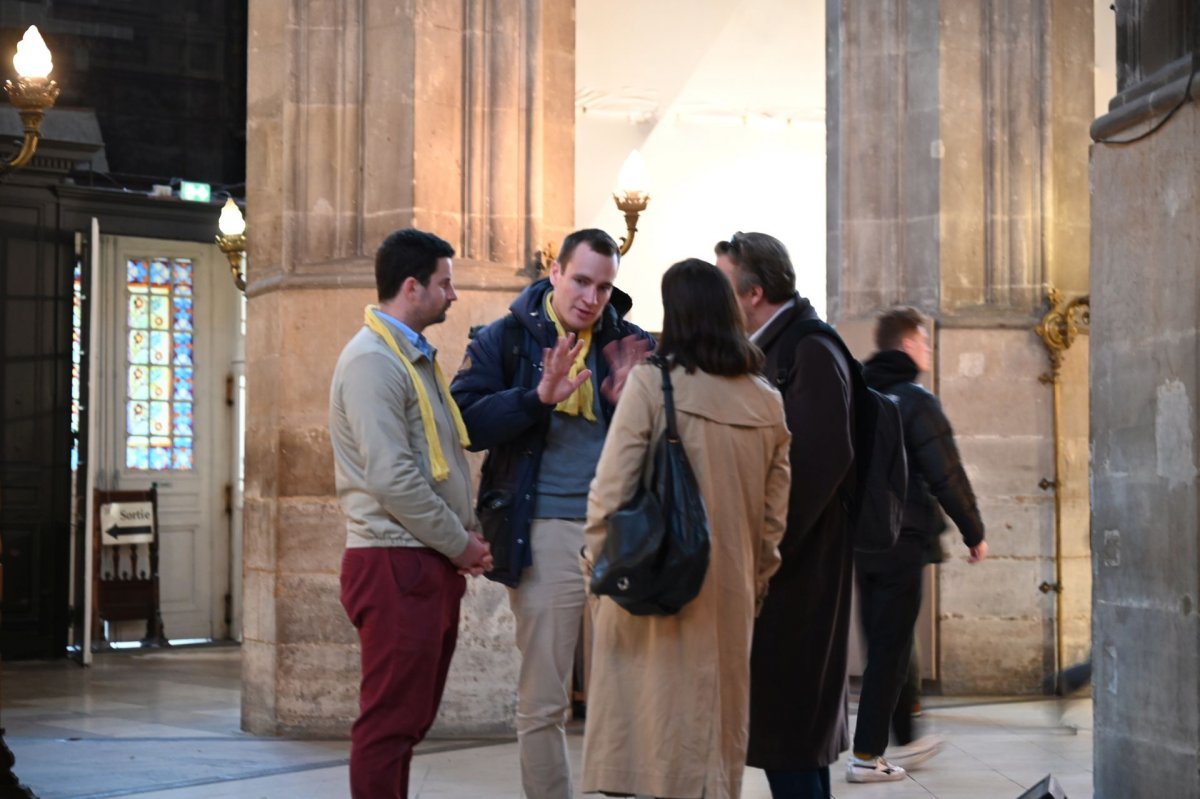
left=329, top=321, right=475, bottom=556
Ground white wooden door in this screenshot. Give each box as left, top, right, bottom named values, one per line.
left=94, top=235, right=238, bottom=642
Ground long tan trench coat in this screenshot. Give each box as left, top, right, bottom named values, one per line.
left=580, top=363, right=791, bottom=799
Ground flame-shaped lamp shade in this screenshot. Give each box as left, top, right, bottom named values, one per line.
left=13, top=26, right=53, bottom=80
left=218, top=198, right=246, bottom=236
left=616, top=149, right=649, bottom=198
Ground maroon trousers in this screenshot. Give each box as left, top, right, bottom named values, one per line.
left=340, top=547, right=466, bottom=799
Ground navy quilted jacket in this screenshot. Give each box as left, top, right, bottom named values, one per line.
left=449, top=277, right=654, bottom=586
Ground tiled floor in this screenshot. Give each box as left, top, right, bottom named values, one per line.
left=3, top=647, right=1092, bottom=798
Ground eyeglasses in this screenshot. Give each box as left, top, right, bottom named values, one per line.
left=728, top=231, right=745, bottom=249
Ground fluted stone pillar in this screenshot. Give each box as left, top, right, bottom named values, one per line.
left=241, top=0, right=574, bottom=736
left=1090, top=3, right=1200, bottom=792
left=827, top=0, right=1093, bottom=693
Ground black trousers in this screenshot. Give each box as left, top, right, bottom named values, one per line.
left=853, top=549, right=924, bottom=756
left=765, top=766, right=831, bottom=799
left=892, top=639, right=919, bottom=745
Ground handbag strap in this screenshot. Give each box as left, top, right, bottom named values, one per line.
left=656, top=357, right=679, bottom=442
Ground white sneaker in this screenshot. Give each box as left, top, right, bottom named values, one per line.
left=887, top=735, right=943, bottom=771
left=846, top=754, right=907, bottom=783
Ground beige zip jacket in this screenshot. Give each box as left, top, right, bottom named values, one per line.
left=329, top=320, right=476, bottom=556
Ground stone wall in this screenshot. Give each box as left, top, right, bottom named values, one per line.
left=936, top=326, right=1090, bottom=691
left=827, top=0, right=1093, bottom=693
left=1091, top=84, right=1200, bottom=796
left=242, top=0, right=574, bottom=737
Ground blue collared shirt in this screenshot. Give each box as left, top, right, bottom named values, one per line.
left=375, top=309, right=435, bottom=361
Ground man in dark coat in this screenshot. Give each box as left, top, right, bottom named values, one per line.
left=450, top=229, right=652, bottom=799
left=716, top=232, right=856, bottom=799
left=848, top=306, right=987, bottom=783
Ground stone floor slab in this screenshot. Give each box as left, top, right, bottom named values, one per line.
left=2, top=647, right=1094, bottom=798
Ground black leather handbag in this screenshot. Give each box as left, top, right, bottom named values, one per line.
left=590, top=357, right=711, bottom=615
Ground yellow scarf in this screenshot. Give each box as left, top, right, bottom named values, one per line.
left=543, top=291, right=596, bottom=421
left=363, top=306, right=471, bottom=481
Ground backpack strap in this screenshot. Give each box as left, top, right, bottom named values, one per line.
left=499, top=315, right=523, bottom=386
left=467, top=315, right=528, bottom=387
left=771, top=317, right=855, bottom=390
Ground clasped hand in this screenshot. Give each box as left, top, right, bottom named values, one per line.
left=452, top=531, right=493, bottom=576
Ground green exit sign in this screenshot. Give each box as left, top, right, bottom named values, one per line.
left=179, top=181, right=212, bottom=202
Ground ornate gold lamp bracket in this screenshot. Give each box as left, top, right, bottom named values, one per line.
left=215, top=198, right=247, bottom=293
left=614, top=190, right=649, bottom=257
left=613, top=149, right=650, bottom=257
left=1035, top=286, right=1091, bottom=385
left=216, top=234, right=247, bottom=293
left=2, top=27, right=60, bottom=177
left=534, top=150, right=651, bottom=274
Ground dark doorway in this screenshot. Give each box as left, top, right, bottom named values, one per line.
left=0, top=184, right=74, bottom=660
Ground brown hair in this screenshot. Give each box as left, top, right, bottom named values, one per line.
left=875, top=306, right=928, bottom=351
left=557, top=228, right=620, bottom=270
left=658, top=258, right=764, bottom=377
left=713, top=231, right=795, bottom=304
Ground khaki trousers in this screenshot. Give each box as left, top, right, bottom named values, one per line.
left=510, top=518, right=587, bottom=799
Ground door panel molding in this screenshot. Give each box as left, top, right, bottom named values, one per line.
left=94, top=235, right=238, bottom=642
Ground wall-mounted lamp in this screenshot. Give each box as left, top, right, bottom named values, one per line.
left=537, top=149, right=651, bottom=272
left=613, top=149, right=650, bottom=256
left=2, top=26, right=60, bottom=176
left=215, top=198, right=247, bottom=293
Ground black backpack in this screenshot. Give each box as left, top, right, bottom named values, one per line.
left=771, top=319, right=907, bottom=552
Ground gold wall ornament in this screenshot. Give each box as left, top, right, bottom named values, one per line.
left=1035, top=286, right=1091, bottom=384
left=532, top=242, right=558, bottom=276
left=1033, top=284, right=1090, bottom=694
left=2, top=26, right=60, bottom=176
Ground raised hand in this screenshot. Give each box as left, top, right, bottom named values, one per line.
left=536, top=333, right=592, bottom=405
left=452, top=532, right=494, bottom=576
left=601, top=335, right=653, bottom=405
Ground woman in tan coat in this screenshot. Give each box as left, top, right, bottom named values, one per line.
left=581, top=258, right=791, bottom=799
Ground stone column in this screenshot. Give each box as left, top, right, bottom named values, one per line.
left=827, top=0, right=1093, bottom=692
left=1091, top=3, right=1200, bottom=792
left=242, top=0, right=574, bottom=736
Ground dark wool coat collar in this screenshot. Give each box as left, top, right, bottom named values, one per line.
left=754, top=293, right=818, bottom=352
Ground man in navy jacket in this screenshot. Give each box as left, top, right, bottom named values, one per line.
left=451, top=228, right=652, bottom=799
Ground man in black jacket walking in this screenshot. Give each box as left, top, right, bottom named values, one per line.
left=847, top=306, right=988, bottom=783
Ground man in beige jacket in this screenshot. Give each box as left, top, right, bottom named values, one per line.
left=329, top=228, right=492, bottom=799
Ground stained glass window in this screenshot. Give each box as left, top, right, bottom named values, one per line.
left=125, top=257, right=195, bottom=470
left=173, top=332, right=193, bottom=365
left=127, top=401, right=149, bottom=435
left=71, top=255, right=84, bottom=471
